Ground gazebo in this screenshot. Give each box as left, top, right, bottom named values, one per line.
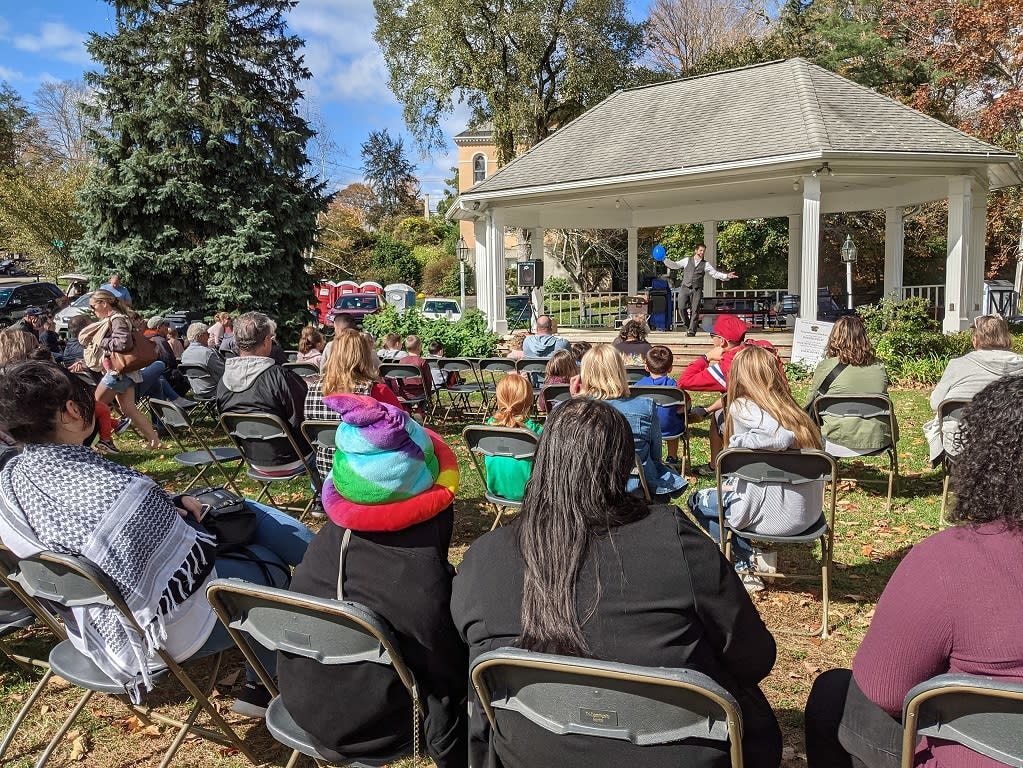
left=448, top=58, right=1023, bottom=333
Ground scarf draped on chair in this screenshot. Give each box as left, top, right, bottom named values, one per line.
left=0, top=444, right=215, bottom=703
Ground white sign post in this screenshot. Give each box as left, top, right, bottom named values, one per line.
left=790, top=318, right=835, bottom=367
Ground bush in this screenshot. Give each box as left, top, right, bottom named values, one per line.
left=372, top=237, right=422, bottom=288
left=543, top=276, right=574, bottom=295
left=363, top=305, right=500, bottom=358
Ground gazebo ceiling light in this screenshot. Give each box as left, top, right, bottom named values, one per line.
left=811, top=162, right=834, bottom=178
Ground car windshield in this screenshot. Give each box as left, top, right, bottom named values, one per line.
left=0, top=289, right=11, bottom=306
left=72, top=293, right=92, bottom=308
left=425, top=300, right=459, bottom=313
left=336, top=295, right=377, bottom=310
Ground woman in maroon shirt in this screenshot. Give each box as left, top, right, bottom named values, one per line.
left=805, top=375, right=1023, bottom=768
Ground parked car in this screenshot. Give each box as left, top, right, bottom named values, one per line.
left=325, top=292, right=381, bottom=328
left=421, top=298, right=462, bottom=322
left=0, top=282, right=65, bottom=327
left=54, top=291, right=94, bottom=332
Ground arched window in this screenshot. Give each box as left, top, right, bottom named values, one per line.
left=473, top=153, right=487, bottom=184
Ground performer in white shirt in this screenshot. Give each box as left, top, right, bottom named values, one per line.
left=664, top=244, right=738, bottom=336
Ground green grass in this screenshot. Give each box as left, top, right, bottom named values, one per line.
left=0, top=386, right=947, bottom=767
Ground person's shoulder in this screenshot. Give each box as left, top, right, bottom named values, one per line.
left=635, top=375, right=655, bottom=385
left=458, top=525, right=519, bottom=575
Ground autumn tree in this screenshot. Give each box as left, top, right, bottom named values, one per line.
left=374, top=0, right=646, bottom=164
left=646, top=0, right=770, bottom=76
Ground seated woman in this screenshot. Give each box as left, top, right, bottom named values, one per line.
left=0, top=360, right=313, bottom=716
left=277, top=394, right=467, bottom=767
left=485, top=373, right=542, bottom=501
left=296, top=325, right=325, bottom=369
left=612, top=318, right=653, bottom=366
left=452, top=397, right=781, bottom=768
left=922, top=313, right=1023, bottom=466
left=805, top=315, right=893, bottom=456
left=572, top=344, right=686, bottom=500
left=688, top=344, right=825, bottom=593
left=805, top=375, right=1023, bottom=768
left=304, top=328, right=403, bottom=479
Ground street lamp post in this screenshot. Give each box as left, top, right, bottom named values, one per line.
left=455, top=236, right=471, bottom=312
left=840, top=235, right=858, bottom=310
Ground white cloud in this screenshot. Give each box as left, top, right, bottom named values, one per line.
left=12, top=21, right=91, bottom=66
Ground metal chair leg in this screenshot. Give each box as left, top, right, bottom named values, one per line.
left=0, top=668, right=53, bottom=762
left=35, top=689, right=94, bottom=768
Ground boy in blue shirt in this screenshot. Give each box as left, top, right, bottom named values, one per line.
left=636, top=345, right=686, bottom=467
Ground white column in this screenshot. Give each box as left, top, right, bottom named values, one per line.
left=703, top=221, right=718, bottom=297
left=883, top=207, right=904, bottom=299
left=530, top=226, right=545, bottom=323
left=944, top=176, right=972, bottom=333
left=798, top=176, right=821, bottom=321
left=627, top=227, right=639, bottom=296
left=787, top=214, right=802, bottom=295
left=490, top=211, right=508, bottom=333
left=473, top=217, right=488, bottom=319
left=967, top=180, right=988, bottom=318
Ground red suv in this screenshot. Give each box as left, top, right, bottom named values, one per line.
left=325, top=293, right=381, bottom=328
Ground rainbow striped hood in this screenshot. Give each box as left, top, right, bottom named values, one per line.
left=320, top=394, right=459, bottom=531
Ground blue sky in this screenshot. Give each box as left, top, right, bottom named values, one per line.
left=0, top=0, right=650, bottom=209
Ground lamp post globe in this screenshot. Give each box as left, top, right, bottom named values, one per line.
left=455, top=237, right=470, bottom=311
left=840, top=235, right=858, bottom=309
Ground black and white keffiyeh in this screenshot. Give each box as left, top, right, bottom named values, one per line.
left=0, top=444, right=215, bottom=702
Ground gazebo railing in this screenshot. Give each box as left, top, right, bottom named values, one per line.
left=715, top=288, right=788, bottom=303
left=544, top=292, right=628, bottom=328
left=901, top=284, right=945, bottom=308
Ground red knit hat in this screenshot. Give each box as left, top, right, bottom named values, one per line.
left=711, top=314, right=749, bottom=343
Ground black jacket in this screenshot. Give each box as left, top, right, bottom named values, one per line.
left=277, top=511, right=468, bottom=767
left=451, top=504, right=781, bottom=768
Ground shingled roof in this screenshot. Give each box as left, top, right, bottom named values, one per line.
left=467, top=58, right=1015, bottom=196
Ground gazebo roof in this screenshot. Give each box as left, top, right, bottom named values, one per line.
left=456, top=58, right=1020, bottom=220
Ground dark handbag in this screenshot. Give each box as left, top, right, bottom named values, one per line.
left=805, top=363, right=847, bottom=419
left=189, top=486, right=257, bottom=552
left=109, top=316, right=159, bottom=374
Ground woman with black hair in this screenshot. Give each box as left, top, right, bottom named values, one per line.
left=805, top=375, right=1023, bottom=768
left=451, top=397, right=781, bottom=768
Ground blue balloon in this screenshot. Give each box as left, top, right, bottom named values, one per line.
left=652, top=244, right=667, bottom=262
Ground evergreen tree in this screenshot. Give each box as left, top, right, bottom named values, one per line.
left=360, top=129, right=421, bottom=228
left=74, top=0, right=326, bottom=323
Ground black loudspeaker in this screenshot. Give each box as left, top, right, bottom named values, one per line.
left=516, top=260, right=543, bottom=289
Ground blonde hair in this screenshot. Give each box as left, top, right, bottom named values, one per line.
left=0, top=329, right=40, bottom=366
left=972, top=314, right=1012, bottom=351
left=825, top=315, right=876, bottom=366
left=578, top=344, right=629, bottom=400
left=298, top=325, right=324, bottom=354
left=724, top=345, right=822, bottom=450
left=492, top=373, right=534, bottom=427
left=321, top=329, right=380, bottom=394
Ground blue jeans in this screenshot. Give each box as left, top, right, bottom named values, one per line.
left=191, top=502, right=314, bottom=681
left=136, top=361, right=178, bottom=402
left=687, top=487, right=754, bottom=565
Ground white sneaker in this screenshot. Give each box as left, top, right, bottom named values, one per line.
left=741, top=572, right=766, bottom=593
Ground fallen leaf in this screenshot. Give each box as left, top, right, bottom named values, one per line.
left=65, top=729, right=82, bottom=741
left=40, top=704, right=50, bottom=715
left=801, top=661, right=821, bottom=674
left=69, top=735, right=89, bottom=761
left=142, top=724, right=162, bottom=738
left=844, top=594, right=867, bottom=602
left=861, top=544, right=874, bottom=557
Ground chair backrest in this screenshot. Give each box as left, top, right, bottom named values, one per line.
left=470, top=647, right=743, bottom=766
left=629, top=385, right=690, bottom=426
left=625, top=366, right=647, bottom=384
left=300, top=419, right=339, bottom=456
left=937, top=397, right=972, bottom=437
left=901, top=673, right=1023, bottom=768
left=462, top=425, right=540, bottom=499
left=205, top=578, right=417, bottom=699
left=284, top=349, right=300, bottom=363
left=813, top=394, right=897, bottom=447
left=178, top=362, right=214, bottom=386
left=220, top=411, right=310, bottom=472
left=515, top=358, right=549, bottom=377
left=0, top=546, right=67, bottom=641
left=539, top=384, right=572, bottom=411
left=283, top=361, right=320, bottom=378
left=149, top=397, right=200, bottom=450
left=437, top=357, right=481, bottom=387
left=378, top=362, right=426, bottom=382
left=478, top=358, right=517, bottom=375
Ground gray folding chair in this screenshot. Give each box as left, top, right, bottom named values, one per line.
left=902, top=673, right=1023, bottom=768
left=470, top=647, right=744, bottom=767
left=177, top=362, right=219, bottom=420
left=936, top=397, right=972, bottom=527
left=515, top=358, right=549, bottom=405
left=9, top=551, right=255, bottom=768
left=812, top=394, right=899, bottom=513
left=283, top=360, right=321, bottom=379
left=149, top=398, right=243, bottom=494
left=219, top=411, right=317, bottom=516
left=435, top=357, right=487, bottom=422
left=462, top=425, right=540, bottom=530
left=715, top=448, right=838, bottom=638
left=379, top=362, right=431, bottom=416
left=625, top=366, right=647, bottom=384
left=538, top=383, right=572, bottom=417
left=299, top=418, right=339, bottom=503
left=476, top=358, right=516, bottom=412
left=631, top=385, right=692, bottom=471
left=206, top=578, right=421, bottom=768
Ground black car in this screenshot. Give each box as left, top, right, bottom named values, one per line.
left=0, top=281, right=65, bottom=327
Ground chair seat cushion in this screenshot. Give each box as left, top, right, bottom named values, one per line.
left=49, top=640, right=167, bottom=693
left=174, top=448, right=242, bottom=466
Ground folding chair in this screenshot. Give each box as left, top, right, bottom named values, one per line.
left=177, top=362, right=219, bottom=421
left=476, top=358, right=517, bottom=412
left=9, top=551, right=255, bottom=768
left=538, top=383, right=572, bottom=417
left=299, top=419, right=338, bottom=504
left=715, top=448, right=838, bottom=638
left=463, top=425, right=540, bottom=530
left=206, top=578, right=422, bottom=768
left=434, top=357, right=487, bottom=422
left=631, top=385, right=692, bottom=472
left=149, top=398, right=243, bottom=494
left=515, top=357, right=548, bottom=387
left=633, top=454, right=653, bottom=502
left=812, top=394, right=899, bottom=513
left=901, top=673, right=1023, bottom=768
left=935, top=398, right=972, bottom=527
left=284, top=349, right=300, bottom=363
left=470, top=647, right=744, bottom=767
left=220, top=411, right=317, bottom=516
left=379, top=362, right=431, bottom=418
left=283, top=361, right=321, bottom=379
left=625, top=366, right=647, bottom=384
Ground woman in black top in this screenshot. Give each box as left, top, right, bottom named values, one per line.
left=451, top=397, right=781, bottom=768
